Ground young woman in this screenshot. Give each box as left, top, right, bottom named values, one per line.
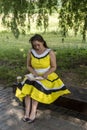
left=15, top=34, right=70, bottom=123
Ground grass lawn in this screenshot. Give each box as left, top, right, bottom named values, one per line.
left=0, top=32, right=87, bottom=88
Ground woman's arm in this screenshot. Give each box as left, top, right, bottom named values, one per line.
left=27, top=51, right=38, bottom=76
left=42, top=50, right=57, bottom=78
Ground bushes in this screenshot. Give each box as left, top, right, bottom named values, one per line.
left=56, top=48, right=87, bottom=69
left=0, top=32, right=87, bottom=86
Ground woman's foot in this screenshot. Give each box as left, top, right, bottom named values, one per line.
left=22, top=115, right=30, bottom=122
left=27, top=118, right=36, bottom=123
left=22, top=116, right=35, bottom=123
left=28, top=112, right=36, bottom=123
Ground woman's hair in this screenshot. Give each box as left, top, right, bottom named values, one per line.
left=29, top=34, right=48, bottom=48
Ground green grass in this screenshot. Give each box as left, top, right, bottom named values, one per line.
left=0, top=32, right=87, bottom=86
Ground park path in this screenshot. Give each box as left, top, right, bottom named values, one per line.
left=0, top=86, right=87, bottom=130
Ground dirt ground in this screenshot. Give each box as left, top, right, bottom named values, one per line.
left=61, top=70, right=87, bottom=89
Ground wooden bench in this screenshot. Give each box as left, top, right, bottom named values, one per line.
left=54, top=86, right=87, bottom=115
left=13, top=82, right=87, bottom=115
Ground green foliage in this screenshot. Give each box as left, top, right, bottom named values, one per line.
left=56, top=48, right=87, bottom=69
left=0, top=0, right=57, bottom=38
left=0, top=32, right=87, bottom=86
left=0, top=0, right=30, bottom=38
left=59, top=0, right=87, bottom=41
left=0, top=0, right=86, bottom=41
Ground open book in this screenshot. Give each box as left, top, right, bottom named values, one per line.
left=25, top=73, right=44, bottom=81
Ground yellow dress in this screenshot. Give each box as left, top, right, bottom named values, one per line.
left=15, top=49, right=70, bottom=104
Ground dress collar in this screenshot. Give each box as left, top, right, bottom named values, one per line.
left=31, top=49, right=51, bottom=58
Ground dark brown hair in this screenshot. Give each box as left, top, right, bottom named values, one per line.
left=29, top=34, right=48, bottom=48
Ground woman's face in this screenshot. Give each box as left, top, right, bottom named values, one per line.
left=32, top=40, right=44, bottom=51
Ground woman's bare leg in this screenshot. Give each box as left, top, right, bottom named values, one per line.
left=29, top=99, right=38, bottom=120
left=24, top=95, right=31, bottom=118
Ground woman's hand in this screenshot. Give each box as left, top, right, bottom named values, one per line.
left=33, top=73, right=39, bottom=77
left=42, top=73, right=48, bottom=79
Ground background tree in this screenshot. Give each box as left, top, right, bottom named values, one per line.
left=59, top=0, right=87, bottom=42
left=0, top=0, right=58, bottom=38
left=0, top=0, right=86, bottom=41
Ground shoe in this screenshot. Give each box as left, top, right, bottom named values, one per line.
left=22, top=117, right=30, bottom=122
left=27, top=118, right=35, bottom=123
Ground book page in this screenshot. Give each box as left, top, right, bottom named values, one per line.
left=25, top=74, right=44, bottom=81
